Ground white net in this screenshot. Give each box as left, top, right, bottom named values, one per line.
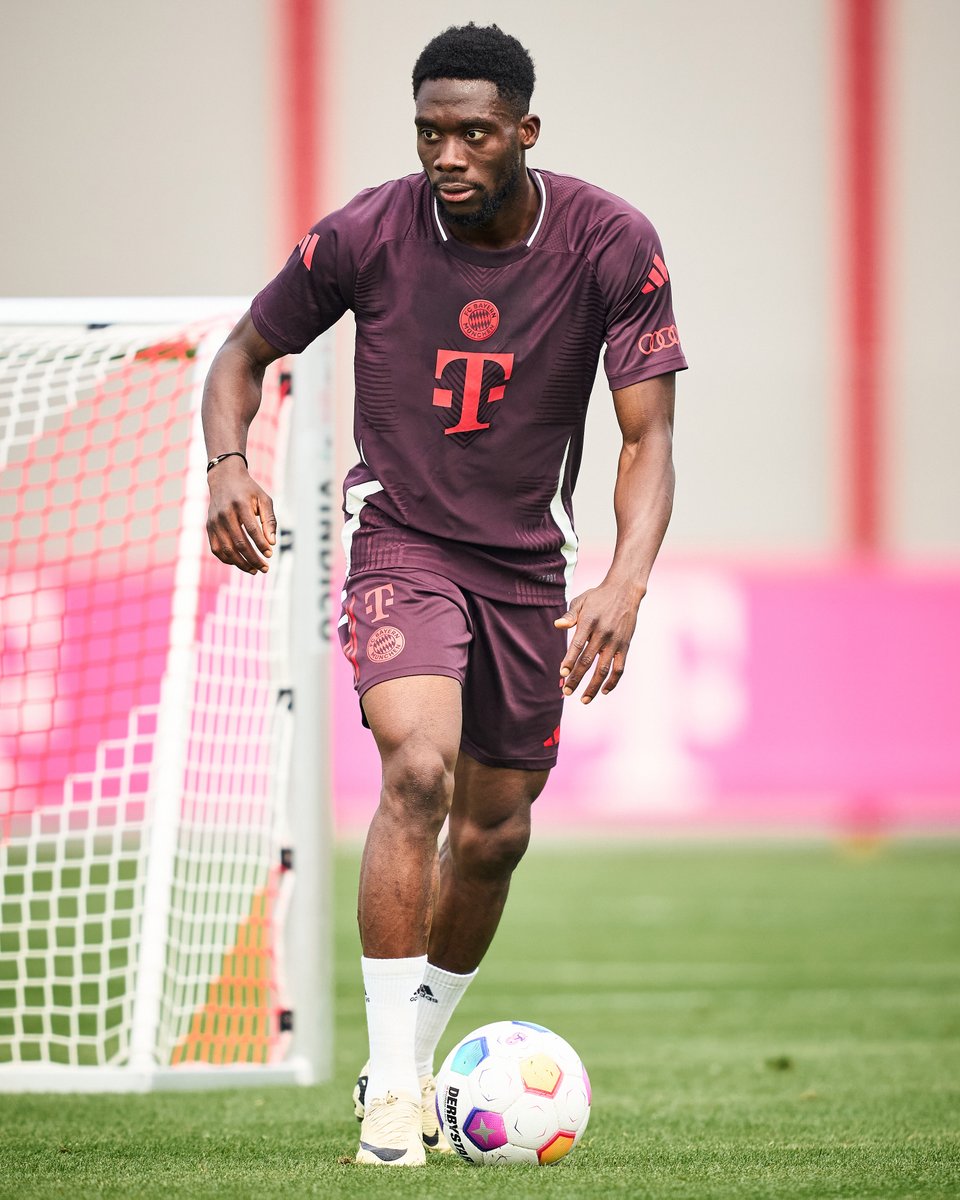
left=161, top=562, right=293, bottom=1068
left=0, top=312, right=304, bottom=1080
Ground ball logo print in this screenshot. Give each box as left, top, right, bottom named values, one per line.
left=436, top=1020, right=591, bottom=1165
left=459, top=299, right=500, bottom=340
left=638, top=324, right=681, bottom=356
left=366, top=625, right=405, bottom=663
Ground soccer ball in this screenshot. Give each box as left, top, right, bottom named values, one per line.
left=436, top=1020, right=591, bottom=1166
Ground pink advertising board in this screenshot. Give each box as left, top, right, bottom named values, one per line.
left=332, top=558, right=960, bottom=834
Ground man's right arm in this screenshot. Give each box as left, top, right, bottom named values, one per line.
left=201, top=312, right=285, bottom=575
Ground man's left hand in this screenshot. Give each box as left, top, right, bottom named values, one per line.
left=554, top=582, right=644, bottom=703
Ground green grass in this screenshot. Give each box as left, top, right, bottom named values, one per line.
left=1, top=840, right=959, bottom=1198
left=1, top=844, right=139, bottom=1066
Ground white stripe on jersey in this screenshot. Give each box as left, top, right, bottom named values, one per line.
left=526, top=171, right=547, bottom=247
left=432, top=170, right=546, bottom=246
left=549, top=438, right=579, bottom=597
left=431, top=197, right=448, bottom=242
left=341, top=477, right=384, bottom=583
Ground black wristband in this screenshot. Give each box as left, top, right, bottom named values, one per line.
left=206, top=451, right=248, bottom=474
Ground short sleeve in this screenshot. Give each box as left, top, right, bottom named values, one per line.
left=250, top=210, right=354, bottom=356
left=592, top=208, right=688, bottom=392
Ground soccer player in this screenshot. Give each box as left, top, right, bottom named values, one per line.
left=202, top=23, right=686, bottom=1166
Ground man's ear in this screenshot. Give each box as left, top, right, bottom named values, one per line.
left=519, top=113, right=541, bottom=151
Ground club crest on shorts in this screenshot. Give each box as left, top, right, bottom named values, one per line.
left=459, top=299, right=499, bottom=341
left=366, top=625, right=405, bottom=663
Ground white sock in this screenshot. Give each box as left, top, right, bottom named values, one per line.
left=414, top=962, right=478, bottom=1078
left=361, top=955, right=426, bottom=1102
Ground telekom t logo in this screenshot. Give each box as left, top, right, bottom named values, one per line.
left=364, top=583, right=394, bottom=622
left=432, top=350, right=514, bottom=435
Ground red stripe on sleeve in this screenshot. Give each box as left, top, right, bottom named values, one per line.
left=302, top=233, right=319, bottom=271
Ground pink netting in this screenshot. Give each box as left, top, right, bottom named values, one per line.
left=0, top=329, right=284, bottom=834
left=0, top=321, right=291, bottom=1070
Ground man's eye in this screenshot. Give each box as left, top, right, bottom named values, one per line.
left=465, top=130, right=485, bottom=141
left=420, top=129, right=438, bottom=142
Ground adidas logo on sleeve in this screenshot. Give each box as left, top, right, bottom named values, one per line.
left=640, top=253, right=670, bottom=294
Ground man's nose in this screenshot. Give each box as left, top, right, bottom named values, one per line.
left=434, top=136, right=468, bottom=173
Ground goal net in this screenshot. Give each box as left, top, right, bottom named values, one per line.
left=0, top=299, right=333, bottom=1091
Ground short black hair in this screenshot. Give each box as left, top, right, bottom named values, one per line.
left=412, top=23, right=535, bottom=118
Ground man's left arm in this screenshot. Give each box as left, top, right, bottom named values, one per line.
left=556, top=371, right=676, bottom=702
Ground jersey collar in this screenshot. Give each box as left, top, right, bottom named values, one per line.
left=432, top=169, right=548, bottom=264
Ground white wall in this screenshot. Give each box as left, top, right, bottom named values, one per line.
left=0, top=0, right=276, bottom=297
left=889, top=0, right=960, bottom=558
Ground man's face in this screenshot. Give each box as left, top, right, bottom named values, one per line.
left=414, top=78, right=538, bottom=228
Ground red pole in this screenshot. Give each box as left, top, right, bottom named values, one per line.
left=279, top=0, right=325, bottom=252
left=837, top=0, right=888, bottom=840
left=840, top=0, right=886, bottom=554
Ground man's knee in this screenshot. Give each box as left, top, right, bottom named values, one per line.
left=452, top=808, right=532, bottom=880
left=380, top=745, right=455, bottom=829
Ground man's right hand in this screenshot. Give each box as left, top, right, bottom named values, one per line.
left=205, top=457, right=277, bottom=574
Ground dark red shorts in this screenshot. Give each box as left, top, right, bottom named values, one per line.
left=337, top=568, right=567, bottom=770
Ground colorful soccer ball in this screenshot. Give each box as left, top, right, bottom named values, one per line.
left=436, top=1020, right=591, bottom=1166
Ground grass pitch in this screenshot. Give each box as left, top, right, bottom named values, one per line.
left=1, top=839, right=958, bottom=1198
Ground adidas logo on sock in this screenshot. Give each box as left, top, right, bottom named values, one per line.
left=415, top=984, right=439, bottom=1004
left=640, top=253, right=670, bottom=295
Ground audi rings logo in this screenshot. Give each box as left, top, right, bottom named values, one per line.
left=638, top=324, right=681, bottom=356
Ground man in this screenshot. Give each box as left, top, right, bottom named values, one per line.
left=202, top=22, right=685, bottom=1167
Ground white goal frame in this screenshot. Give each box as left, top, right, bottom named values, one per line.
left=0, top=298, right=333, bottom=1091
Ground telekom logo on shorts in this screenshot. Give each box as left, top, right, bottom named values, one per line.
left=364, top=583, right=395, bottom=623
left=432, top=350, right=515, bottom=435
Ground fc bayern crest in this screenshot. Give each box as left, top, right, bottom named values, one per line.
left=367, top=626, right=405, bottom=663
left=459, top=299, right=500, bottom=341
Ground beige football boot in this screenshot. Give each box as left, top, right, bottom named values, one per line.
left=417, top=1072, right=454, bottom=1154
left=353, top=1063, right=453, bottom=1154
left=355, top=1090, right=425, bottom=1167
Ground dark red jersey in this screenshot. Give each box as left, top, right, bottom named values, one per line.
left=252, top=169, right=687, bottom=605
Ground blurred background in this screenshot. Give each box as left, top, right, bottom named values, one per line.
left=2, top=0, right=958, bottom=836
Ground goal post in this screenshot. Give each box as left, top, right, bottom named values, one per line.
left=0, top=298, right=333, bottom=1091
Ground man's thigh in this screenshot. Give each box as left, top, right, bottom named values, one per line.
left=451, top=752, right=550, bottom=829
left=460, top=593, right=568, bottom=772
left=361, top=674, right=463, bottom=771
